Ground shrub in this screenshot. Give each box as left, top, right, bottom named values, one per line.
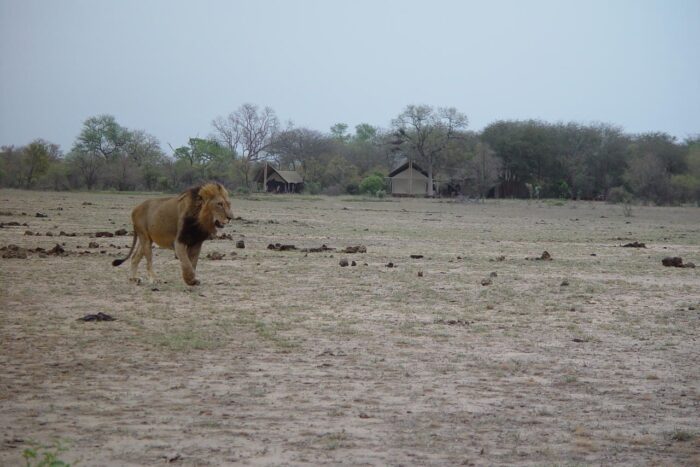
left=607, top=186, right=633, bottom=204
left=359, top=174, right=385, bottom=196
left=303, top=181, right=322, bottom=195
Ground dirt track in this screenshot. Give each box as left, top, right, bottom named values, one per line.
left=1, top=190, right=699, bottom=465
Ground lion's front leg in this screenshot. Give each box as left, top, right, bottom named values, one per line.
left=175, top=241, right=199, bottom=286
left=188, top=242, right=203, bottom=271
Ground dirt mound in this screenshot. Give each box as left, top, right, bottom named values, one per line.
left=622, top=241, right=646, bottom=248
left=1, top=245, right=28, bottom=259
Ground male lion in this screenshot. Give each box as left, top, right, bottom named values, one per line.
left=112, top=182, right=233, bottom=285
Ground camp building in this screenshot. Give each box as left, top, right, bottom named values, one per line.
left=388, top=161, right=431, bottom=197
left=254, top=163, right=304, bottom=193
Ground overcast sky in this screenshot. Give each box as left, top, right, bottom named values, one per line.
left=1, top=0, right=698, bottom=152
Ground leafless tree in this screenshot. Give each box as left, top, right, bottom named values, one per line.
left=212, top=103, right=279, bottom=187
left=392, top=105, right=468, bottom=196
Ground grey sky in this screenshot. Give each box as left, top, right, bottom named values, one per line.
left=1, top=0, right=698, bottom=152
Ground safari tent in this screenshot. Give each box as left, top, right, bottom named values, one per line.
left=388, top=161, right=431, bottom=197
left=255, top=164, right=304, bottom=193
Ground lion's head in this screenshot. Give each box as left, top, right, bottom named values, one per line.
left=197, top=183, right=233, bottom=231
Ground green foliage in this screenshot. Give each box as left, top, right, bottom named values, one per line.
left=359, top=174, right=386, bottom=195
left=303, top=180, right=322, bottom=195
left=22, top=440, right=71, bottom=467
left=606, top=186, right=633, bottom=204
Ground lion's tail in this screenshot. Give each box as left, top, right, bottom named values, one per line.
left=112, top=231, right=137, bottom=267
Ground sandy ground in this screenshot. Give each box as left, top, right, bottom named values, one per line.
left=1, top=189, right=699, bottom=466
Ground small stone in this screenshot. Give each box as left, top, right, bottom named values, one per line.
left=236, top=240, right=245, bottom=249
left=481, top=278, right=492, bottom=286
left=561, top=279, right=570, bottom=286
left=489, top=271, right=498, bottom=278
left=417, top=271, right=423, bottom=277
left=351, top=260, right=357, bottom=266
left=114, top=228, right=128, bottom=236
left=339, top=258, right=349, bottom=267
left=88, top=242, right=99, bottom=248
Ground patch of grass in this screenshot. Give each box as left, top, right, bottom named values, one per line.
left=149, top=329, right=221, bottom=351
left=22, top=440, right=73, bottom=467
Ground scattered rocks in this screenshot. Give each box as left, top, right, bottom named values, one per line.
left=206, top=251, right=225, bottom=260
left=339, top=258, right=349, bottom=267
left=1, top=244, right=28, bottom=259
left=217, top=233, right=233, bottom=240
left=410, top=254, right=424, bottom=259
left=81, top=202, right=93, bottom=206
left=35, top=212, right=48, bottom=218
left=561, top=279, right=570, bottom=286
left=417, top=271, right=423, bottom=277
left=48, top=244, right=65, bottom=255
left=88, top=242, right=100, bottom=248
left=661, top=256, right=695, bottom=268
left=1, top=221, right=22, bottom=227
left=267, top=243, right=296, bottom=251
left=621, top=241, right=646, bottom=248
left=491, top=255, right=506, bottom=262
left=236, top=240, right=245, bottom=249
left=114, top=228, right=128, bottom=236
left=59, top=231, right=77, bottom=237
left=95, top=231, right=114, bottom=238
left=343, top=245, right=367, bottom=254
left=351, top=260, right=357, bottom=266
left=385, top=262, right=395, bottom=268
left=489, top=271, right=498, bottom=278
left=481, top=278, right=493, bottom=286
left=77, top=312, right=115, bottom=322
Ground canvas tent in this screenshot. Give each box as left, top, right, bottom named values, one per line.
left=255, top=164, right=304, bottom=193
left=388, top=161, right=431, bottom=196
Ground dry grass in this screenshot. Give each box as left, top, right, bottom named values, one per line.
left=1, top=189, right=699, bottom=465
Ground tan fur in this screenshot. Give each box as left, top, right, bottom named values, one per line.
left=112, top=183, right=233, bottom=286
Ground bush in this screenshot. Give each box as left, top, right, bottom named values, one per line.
left=359, top=174, right=385, bottom=196
left=375, top=189, right=386, bottom=199
left=345, top=182, right=359, bottom=195
left=303, top=181, right=322, bottom=195
left=606, top=186, right=633, bottom=204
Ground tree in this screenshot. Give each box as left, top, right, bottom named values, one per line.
left=330, top=123, right=351, bottom=142
left=469, top=142, right=502, bottom=199
left=391, top=105, right=468, bottom=196
left=20, top=140, right=60, bottom=188
left=212, top=104, right=279, bottom=188
left=68, top=115, right=130, bottom=189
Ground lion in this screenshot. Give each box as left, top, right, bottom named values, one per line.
left=112, top=182, right=233, bottom=285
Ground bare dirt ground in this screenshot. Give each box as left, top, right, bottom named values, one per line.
left=1, top=189, right=699, bottom=466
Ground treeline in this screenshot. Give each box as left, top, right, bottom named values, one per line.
left=1, top=104, right=699, bottom=204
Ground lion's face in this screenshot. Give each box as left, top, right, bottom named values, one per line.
left=209, top=193, right=233, bottom=228
left=198, top=183, right=233, bottom=230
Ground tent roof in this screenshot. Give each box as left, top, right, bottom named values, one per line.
left=388, top=160, right=429, bottom=178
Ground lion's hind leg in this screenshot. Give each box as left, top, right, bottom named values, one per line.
left=129, top=234, right=148, bottom=284
left=142, top=238, right=158, bottom=284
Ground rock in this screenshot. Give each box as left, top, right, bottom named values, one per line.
left=339, top=258, right=349, bottom=267
left=621, top=241, right=646, bottom=248
left=77, top=312, right=115, bottom=322
left=24, top=230, right=33, bottom=235
left=95, top=231, right=114, bottom=238
left=114, top=228, right=128, bottom=236
left=481, top=278, right=492, bottom=286
left=540, top=251, right=552, bottom=260
left=410, top=254, right=424, bottom=259
left=561, top=279, right=570, bottom=286
left=1, top=245, right=28, bottom=259
left=684, top=262, right=695, bottom=269
left=88, top=242, right=99, bottom=248
left=662, top=256, right=684, bottom=267
left=489, top=271, right=498, bottom=278
left=206, top=251, right=225, bottom=260
left=302, top=244, right=335, bottom=253
left=217, top=233, right=233, bottom=240
left=35, top=212, right=48, bottom=218
left=267, top=243, right=296, bottom=251
left=236, top=240, right=245, bottom=249
left=417, top=271, right=423, bottom=277
left=351, top=260, right=357, bottom=266
left=385, top=262, right=395, bottom=268
left=48, top=244, right=65, bottom=255
left=343, top=245, right=367, bottom=254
